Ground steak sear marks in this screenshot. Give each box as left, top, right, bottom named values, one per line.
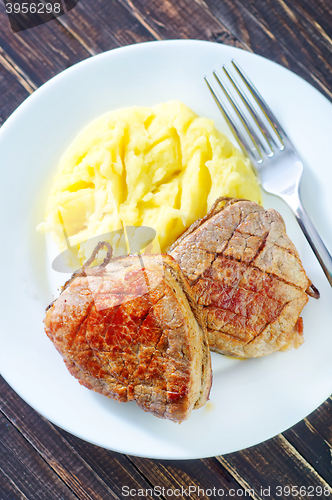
left=170, top=198, right=314, bottom=358
left=44, top=254, right=212, bottom=422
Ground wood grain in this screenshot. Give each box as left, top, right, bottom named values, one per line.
left=0, top=376, right=160, bottom=500
left=0, top=44, right=36, bottom=93
left=238, top=0, right=332, bottom=92
left=0, top=61, right=30, bottom=124
left=288, top=0, right=332, bottom=53
left=0, top=1, right=90, bottom=87
left=127, top=456, right=249, bottom=499
left=54, top=0, right=248, bottom=57
left=119, top=0, right=246, bottom=47
left=284, top=398, right=332, bottom=484
left=56, top=430, right=161, bottom=500
left=0, top=1, right=332, bottom=498
left=201, top=0, right=332, bottom=100
left=0, top=412, right=78, bottom=500
left=0, top=468, right=30, bottom=500
left=55, top=0, right=156, bottom=56
left=218, top=434, right=332, bottom=500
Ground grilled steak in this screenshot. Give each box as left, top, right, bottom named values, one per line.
left=44, top=248, right=212, bottom=423
left=170, top=198, right=315, bottom=358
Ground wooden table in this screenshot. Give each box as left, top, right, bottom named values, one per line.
left=1, top=1, right=332, bottom=498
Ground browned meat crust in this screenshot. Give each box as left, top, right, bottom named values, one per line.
left=170, top=198, right=314, bottom=358
left=44, top=253, right=212, bottom=422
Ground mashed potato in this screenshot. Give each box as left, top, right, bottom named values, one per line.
left=39, top=101, right=262, bottom=263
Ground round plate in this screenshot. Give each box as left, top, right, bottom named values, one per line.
left=0, top=40, right=332, bottom=459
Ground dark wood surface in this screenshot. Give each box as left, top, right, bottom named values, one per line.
left=1, top=0, right=332, bottom=498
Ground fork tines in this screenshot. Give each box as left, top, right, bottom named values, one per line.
left=204, top=60, right=285, bottom=164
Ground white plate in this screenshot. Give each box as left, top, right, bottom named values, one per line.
left=1, top=40, right=332, bottom=460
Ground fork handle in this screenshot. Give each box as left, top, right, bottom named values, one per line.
left=287, top=195, right=332, bottom=287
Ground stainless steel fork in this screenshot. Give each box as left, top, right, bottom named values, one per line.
left=205, top=60, right=332, bottom=288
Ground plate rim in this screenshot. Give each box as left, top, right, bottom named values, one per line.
left=1, top=38, right=332, bottom=460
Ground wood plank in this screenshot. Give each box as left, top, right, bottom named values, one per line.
left=0, top=44, right=36, bottom=93
left=218, top=434, right=332, bottom=500
left=235, top=0, right=332, bottom=91
left=1, top=4, right=331, bottom=499
left=0, top=375, right=161, bottom=500
left=0, top=62, right=30, bottom=125
left=128, top=456, right=252, bottom=499
left=235, top=0, right=332, bottom=57
left=55, top=0, right=156, bottom=55
left=118, top=0, right=247, bottom=48
left=54, top=0, right=248, bottom=57
left=0, top=1, right=90, bottom=88
left=288, top=0, right=332, bottom=54
left=0, top=411, right=78, bottom=500
left=0, top=0, right=248, bottom=98
left=283, top=398, right=332, bottom=484
left=0, top=467, right=29, bottom=500
left=200, top=0, right=332, bottom=100
left=55, top=430, right=161, bottom=500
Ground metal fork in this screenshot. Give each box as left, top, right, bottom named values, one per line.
left=204, top=60, right=332, bottom=288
